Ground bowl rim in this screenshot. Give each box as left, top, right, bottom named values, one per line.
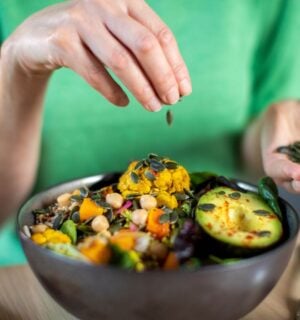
left=17, top=173, right=300, bottom=275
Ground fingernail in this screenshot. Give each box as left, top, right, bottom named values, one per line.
left=116, top=95, right=129, bottom=107
left=146, top=97, right=162, bottom=112
left=179, top=79, right=192, bottom=96
left=292, top=180, right=300, bottom=191
left=165, top=87, right=179, bottom=105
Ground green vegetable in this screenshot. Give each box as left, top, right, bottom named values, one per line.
left=46, top=243, right=87, bottom=261
left=258, top=176, right=282, bottom=220
left=209, top=255, right=240, bottom=265
left=189, top=172, right=217, bottom=187
left=196, top=186, right=283, bottom=255
left=60, top=220, right=77, bottom=244
left=110, top=244, right=140, bottom=270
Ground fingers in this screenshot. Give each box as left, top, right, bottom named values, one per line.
left=77, top=23, right=162, bottom=111
left=127, top=0, right=192, bottom=97
left=63, top=38, right=129, bottom=107
left=104, top=14, right=180, bottom=105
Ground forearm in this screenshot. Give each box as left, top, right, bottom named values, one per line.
left=0, top=48, right=50, bottom=224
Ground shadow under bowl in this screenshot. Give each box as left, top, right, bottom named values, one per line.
left=18, top=174, right=300, bottom=320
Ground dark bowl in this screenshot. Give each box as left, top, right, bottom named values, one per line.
left=18, top=174, right=299, bottom=320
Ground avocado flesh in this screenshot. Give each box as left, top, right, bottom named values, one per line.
left=196, top=187, right=283, bottom=249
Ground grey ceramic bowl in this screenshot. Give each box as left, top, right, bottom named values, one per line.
left=18, top=174, right=299, bottom=320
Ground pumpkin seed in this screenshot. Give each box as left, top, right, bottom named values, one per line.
left=166, top=109, right=173, bottom=126
left=33, top=208, right=48, bottom=215
left=276, top=141, right=300, bottom=164
left=52, top=214, right=64, bottom=229
left=218, top=191, right=226, bottom=195
left=150, top=159, right=166, bottom=172
left=125, top=193, right=141, bottom=200
left=70, top=195, right=83, bottom=202
left=130, top=171, right=140, bottom=184
left=169, top=211, right=178, bottom=224
left=164, top=161, right=178, bottom=169
left=197, top=203, right=215, bottom=212
left=229, top=192, right=241, bottom=200
left=95, top=199, right=111, bottom=209
left=134, top=160, right=145, bottom=170
left=174, top=192, right=190, bottom=201
left=71, top=211, right=80, bottom=223
left=159, top=213, right=170, bottom=224
left=104, top=208, right=114, bottom=222
left=79, top=187, right=89, bottom=198
left=144, top=170, right=156, bottom=181
left=253, top=209, right=271, bottom=216
left=257, top=231, right=271, bottom=237
left=148, top=153, right=163, bottom=161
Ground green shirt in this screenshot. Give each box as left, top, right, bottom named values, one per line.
left=0, top=0, right=300, bottom=266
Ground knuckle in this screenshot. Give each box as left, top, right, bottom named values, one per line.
left=173, top=62, right=186, bottom=79
left=157, top=26, right=174, bottom=46
left=156, top=70, right=175, bottom=89
left=107, top=48, right=129, bottom=71
left=135, top=32, right=156, bottom=54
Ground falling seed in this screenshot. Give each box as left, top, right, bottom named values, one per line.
left=198, top=203, right=216, bottom=212
left=166, top=110, right=173, bottom=126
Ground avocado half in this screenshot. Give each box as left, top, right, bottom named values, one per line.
left=196, top=187, right=283, bottom=256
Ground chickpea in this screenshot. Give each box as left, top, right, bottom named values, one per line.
left=91, top=215, right=109, bottom=233
left=31, top=224, right=48, bottom=234
left=140, top=195, right=157, bottom=210
left=57, top=192, right=71, bottom=207
left=132, top=209, right=148, bottom=227
left=106, top=193, right=123, bottom=209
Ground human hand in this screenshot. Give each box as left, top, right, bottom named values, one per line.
left=261, top=100, right=300, bottom=193
left=1, top=0, right=191, bottom=111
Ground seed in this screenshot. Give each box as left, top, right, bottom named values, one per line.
left=166, top=109, right=173, bottom=126
left=91, top=215, right=109, bottom=233
left=106, top=193, right=124, bottom=209
left=150, top=159, right=165, bottom=172
left=174, top=192, right=189, bottom=201
left=253, top=209, right=271, bottom=216
left=159, top=213, right=170, bottom=224
left=71, top=211, right=80, bottom=223
left=198, top=203, right=215, bottom=212
left=134, top=160, right=145, bottom=170
left=132, top=209, right=148, bottom=227
left=164, top=161, right=178, bottom=169
left=140, top=195, right=157, bottom=210
left=257, top=231, right=271, bottom=237
left=144, top=170, right=156, bottom=181
left=52, top=214, right=64, bottom=229
left=130, top=171, right=140, bottom=183
left=229, top=192, right=241, bottom=200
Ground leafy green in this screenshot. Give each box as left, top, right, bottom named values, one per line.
left=258, top=176, right=282, bottom=220
left=209, top=255, right=240, bottom=265
left=110, top=244, right=139, bottom=270
left=189, top=172, right=217, bottom=187
left=60, top=219, right=77, bottom=244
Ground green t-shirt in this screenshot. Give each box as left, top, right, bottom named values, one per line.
left=0, top=0, right=300, bottom=266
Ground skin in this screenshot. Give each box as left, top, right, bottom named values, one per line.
left=0, top=0, right=298, bottom=224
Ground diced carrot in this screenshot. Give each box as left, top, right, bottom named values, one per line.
left=146, top=208, right=170, bottom=239
left=163, top=252, right=179, bottom=270
left=79, top=198, right=104, bottom=221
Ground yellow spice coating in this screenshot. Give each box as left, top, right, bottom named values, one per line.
left=118, top=160, right=190, bottom=198
left=31, top=228, right=71, bottom=245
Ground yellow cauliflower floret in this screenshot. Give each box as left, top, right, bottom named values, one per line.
left=156, top=191, right=178, bottom=209
left=31, top=228, right=71, bottom=246
left=118, top=157, right=190, bottom=197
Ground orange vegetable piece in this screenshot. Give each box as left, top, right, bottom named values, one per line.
left=146, top=208, right=170, bottom=239
left=79, top=198, right=104, bottom=221
left=110, top=231, right=136, bottom=251
left=163, top=252, right=179, bottom=270
left=79, top=239, right=111, bottom=264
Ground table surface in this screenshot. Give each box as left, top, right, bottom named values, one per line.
left=1, top=236, right=300, bottom=320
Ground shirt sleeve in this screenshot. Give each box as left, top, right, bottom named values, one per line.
left=250, top=0, right=300, bottom=116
